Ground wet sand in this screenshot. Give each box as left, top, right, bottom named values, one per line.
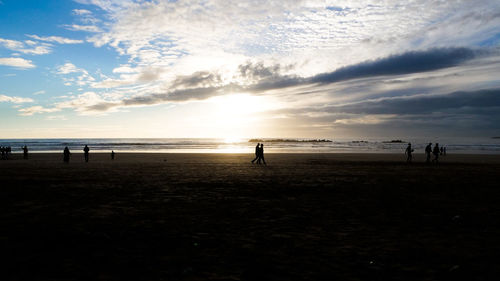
left=2, top=153, right=500, bottom=280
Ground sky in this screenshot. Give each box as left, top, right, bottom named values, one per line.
left=1, top=0, right=500, bottom=139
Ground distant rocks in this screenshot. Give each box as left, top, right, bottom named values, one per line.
left=382, top=139, right=404, bottom=143
left=248, top=138, right=332, bottom=143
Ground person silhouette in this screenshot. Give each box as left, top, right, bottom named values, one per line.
left=22, top=145, right=28, bottom=159
left=63, top=146, right=71, bottom=163
left=425, top=143, right=432, bottom=163
left=251, top=143, right=260, bottom=163
left=111, top=150, right=115, bottom=160
left=443, top=146, right=447, bottom=156
left=432, top=143, right=440, bottom=163
left=83, top=145, right=90, bottom=162
left=405, top=143, right=413, bottom=163
left=257, top=143, right=266, bottom=165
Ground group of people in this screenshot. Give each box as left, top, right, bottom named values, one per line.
left=251, top=143, right=266, bottom=165
left=0, top=146, right=12, bottom=160
left=63, top=145, right=115, bottom=163
left=1, top=146, right=29, bottom=160
left=405, top=142, right=447, bottom=163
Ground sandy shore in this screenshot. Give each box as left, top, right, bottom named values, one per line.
left=2, top=153, right=500, bottom=280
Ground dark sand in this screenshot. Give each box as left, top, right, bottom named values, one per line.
left=2, top=153, right=500, bottom=281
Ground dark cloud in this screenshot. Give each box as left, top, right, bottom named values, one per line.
left=247, top=47, right=482, bottom=92
left=171, top=71, right=222, bottom=88
left=238, top=61, right=293, bottom=80
left=85, top=84, right=242, bottom=112
left=310, top=47, right=479, bottom=84
left=322, top=88, right=500, bottom=115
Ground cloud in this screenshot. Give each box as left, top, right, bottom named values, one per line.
left=63, top=24, right=101, bottom=32
left=249, top=47, right=484, bottom=92
left=72, top=47, right=496, bottom=113
left=171, top=71, right=222, bottom=89
left=0, top=94, right=34, bottom=103
left=33, top=90, right=46, bottom=95
left=18, top=106, right=61, bottom=116
left=17, top=92, right=107, bottom=116
left=72, top=9, right=92, bottom=15
left=18, top=45, right=52, bottom=55
left=26, top=34, right=83, bottom=44
left=0, top=38, right=24, bottom=49
left=310, top=48, right=480, bottom=85
left=320, top=88, right=500, bottom=116
left=112, top=65, right=137, bottom=73
left=0, top=57, right=36, bottom=68
left=57, top=62, right=82, bottom=74
left=0, top=37, right=53, bottom=55
left=56, top=62, right=95, bottom=86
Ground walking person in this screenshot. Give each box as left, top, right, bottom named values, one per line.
left=251, top=143, right=260, bottom=163
left=83, top=145, right=90, bottom=162
left=405, top=143, right=413, bottom=163
left=111, top=150, right=115, bottom=160
left=425, top=143, right=432, bottom=163
left=432, top=143, right=440, bottom=163
left=22, top=145, right=28, bottom=159
left=257, top=143, right=266, bottom=165
left=63, top=146, right=71, bottom=163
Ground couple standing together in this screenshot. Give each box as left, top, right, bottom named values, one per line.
left=251, top=143, right=266, bottom=165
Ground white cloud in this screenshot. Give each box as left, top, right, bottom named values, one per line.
left=64, top=24, right=101, bottom=32
left=19, top=45, right=52, bottom=55
left=112, top=65, right=138, bottom=73
left=0, top=57, right=36, bottom=68
left=27, top=34, right=83, bottom=44
left=0, top=37, right=53, bottom=55
left=33, top=90, right=46, bottom=95
left=0, top=94, right=34, bottom=103
left=18, top=106, right=61, bottom=116
left=0, top=38, right=24, bottom=49
left=57, top=62, right=82, bottom=74
left=56, top=62, right=96, bottom=86
left=18, top=91, right=111, bottom=116
left=72, top=9, right=92, bottom=15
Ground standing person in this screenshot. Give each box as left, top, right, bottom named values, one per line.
left=251, top=143, right=260, bottom=163
left=432, top=143, right=440, bottom=163
left=22, top=145, right=28, bottom=159
left=83, top=145, right=90, bottom=162
left=425, top=143, right=432, bottom=163
left=405, top=143, right=413, bottom=163
left=111, top=150, right=115, bottom=160
left=257, top=143, right=266, bottom=165
left=63, top=146, right=71, bottom=163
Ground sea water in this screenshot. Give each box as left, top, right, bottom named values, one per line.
left=1, top=137, right=500, bottom=154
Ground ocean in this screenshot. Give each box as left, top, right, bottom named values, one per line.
left=1, top=137, right=500, bottom=154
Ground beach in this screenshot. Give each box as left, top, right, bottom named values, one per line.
left=2, top=153, right=500, bottom=280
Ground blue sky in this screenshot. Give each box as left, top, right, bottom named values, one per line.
left=1, top=0, right=500, bottom=138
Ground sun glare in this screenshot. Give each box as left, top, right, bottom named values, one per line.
left=223, top=137, right=242, bottom=143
